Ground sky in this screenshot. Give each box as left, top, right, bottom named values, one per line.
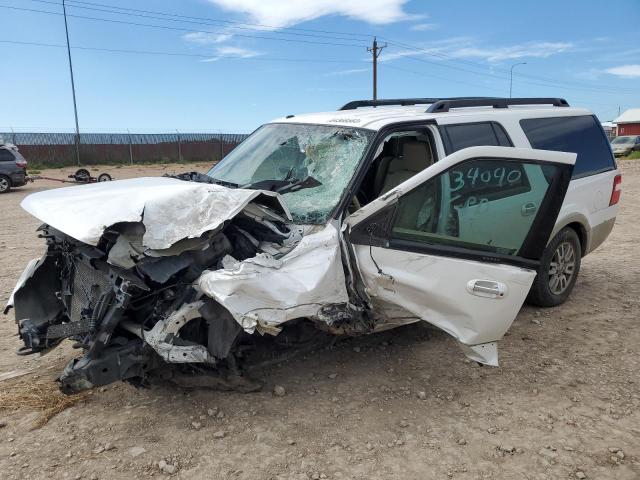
left=0, top=0, right=639, bottom=133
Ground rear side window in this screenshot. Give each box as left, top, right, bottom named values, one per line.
left=0, top=148, right=15, bottom=162
left=520, top=115, right=615, bottom=178
left=441, top=122, right=513, bottom=154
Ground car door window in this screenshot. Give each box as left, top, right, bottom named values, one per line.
left=441, top=122, right=513, bottom=154
left=0, top=148, right=15, bottom=162
left=353, top=129, right=435, bottom=207
left=520, top=115, right=615, bottom=178
left=391, top=158, right=558, bottom=256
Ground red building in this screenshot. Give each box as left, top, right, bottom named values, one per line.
left=614, top=109, right=640, bottom=136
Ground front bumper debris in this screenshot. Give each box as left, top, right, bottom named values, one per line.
left=6, top=176, right=355, bottom=394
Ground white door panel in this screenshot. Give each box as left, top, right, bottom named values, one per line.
left=347, top=146, right=576, bottom=366
left=353, top=246, right=535, bottom=347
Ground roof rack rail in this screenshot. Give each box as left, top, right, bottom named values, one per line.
left=426, top=97, right=569, bottom=113
left=339, top=97, right=500, bottom=111
left=339, top=98, right=440, bottom=110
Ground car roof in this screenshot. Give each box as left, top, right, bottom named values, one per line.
left=272, top=104, right=593, bottom=131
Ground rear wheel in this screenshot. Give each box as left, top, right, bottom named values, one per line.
left=527, top=227, right=581, bottom=307
left=0, top=175, right=11, bottom=193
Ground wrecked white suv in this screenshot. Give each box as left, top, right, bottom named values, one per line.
left=6, top=97, right=620, bottom=394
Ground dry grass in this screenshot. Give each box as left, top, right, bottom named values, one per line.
left=0, top=378, right=91, bottom=429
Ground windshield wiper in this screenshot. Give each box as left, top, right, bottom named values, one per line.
left=165, top=171, right=239, bottom=187
left=209, top=177, right=240, bottom=188
left=243, top=176, right=322, bottom=194
left=277, top=176, right=322, bottom=194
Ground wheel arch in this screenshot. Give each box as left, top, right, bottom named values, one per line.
left=550, top=217, right=589, bottom=257
left=565, top=221, right=587, bottom=256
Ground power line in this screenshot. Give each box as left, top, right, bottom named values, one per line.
left=44, top=0, right=630, bottom=96
left=5, top=1, right=636, bottom=97
left=381, top=39, right=638, bottom=95
left=384, top=63, right=506, bottom=94
left=6, top=36, right=618, bottom=108
left=0, top=39, right=369, bottom=64
left=384, top=63, right=623, bottom=109
left=62, top=0, right=373, bottom=39
left=29, top=0, right=373, bottom=43
left=385, top=47, right=636, bottom=96
left=0, top=4, right=370, bottom=48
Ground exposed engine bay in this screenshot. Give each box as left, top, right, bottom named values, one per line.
left=5, top=175, right=367, bottom=394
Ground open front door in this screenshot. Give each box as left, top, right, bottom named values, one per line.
left=346, top=146, right=575, bottom=365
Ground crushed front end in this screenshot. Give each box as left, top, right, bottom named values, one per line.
left=4, top=177, right=345, bottom=394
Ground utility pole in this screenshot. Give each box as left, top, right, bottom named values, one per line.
left=127, top=129, right=133, bottom=165
left=367, top=37, right=387, bottom=101
left=62, top=0, right=81, bottom=166
left=176, top=130, right=182, bottom=162
left=509, top=62, right=527, bottom=98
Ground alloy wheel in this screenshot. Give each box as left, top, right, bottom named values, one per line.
left=548, top=241, right=576, bottom=295
left=0, top=177, right=9, bottom=193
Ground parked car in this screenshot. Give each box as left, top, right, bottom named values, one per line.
left=5, top=97, right=621, bottom=393
left=611, top=135, right=640, bottom=157
left=0, top=144, right=27, bottom=193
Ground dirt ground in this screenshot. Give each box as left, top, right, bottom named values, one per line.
left=0, top=161, right=638, bottom=480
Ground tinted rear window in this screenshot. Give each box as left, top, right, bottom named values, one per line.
left=441, top=122, right=513, bottom=154
left=0, top=148, right=15, bottom=162
left=520, top=115, right=615, bottom=178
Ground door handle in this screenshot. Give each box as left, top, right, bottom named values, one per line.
left=521, top=202, right=537, bottom=216
left=466, top=280, right=507, bottom=299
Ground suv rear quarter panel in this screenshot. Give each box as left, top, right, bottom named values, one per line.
left=551, top=170, right=619, bottom=254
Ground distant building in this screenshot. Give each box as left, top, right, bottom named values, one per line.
left=601, top=121, right=616, bottom=140
left=614, top=109, right=640, bottom=136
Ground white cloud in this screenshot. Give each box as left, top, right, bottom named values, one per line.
left=453, top=42, right=573, bottom=62
left=378, top=37, right=473, bottom=62
left=324, top=67, right=369, bottom=76
left=410, top=23, right=437, bottom=31
left=206, top=0, right=410, bottom=28
left=183, top=32, right=233, bottom=44
left=202, top=46, right=262, bottom=62
left=217, top=46, right=260, bottom=57
left=380, top=38, right=573, bottom=63
left=605, top=64, right=640, bottom=78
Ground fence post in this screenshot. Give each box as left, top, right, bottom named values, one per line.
left=176, top=130, right=182, bottom=163
left=219, top=132, right=224, bottom=161
left=128, top=129, right=133, bottom=165
left=10, top=127, right=16, bottom=145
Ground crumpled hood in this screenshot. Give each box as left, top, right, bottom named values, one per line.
left=21, top=177, right=291, bottom=249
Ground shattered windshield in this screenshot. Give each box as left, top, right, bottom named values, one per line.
left=207, top=123, right=373, bottom=224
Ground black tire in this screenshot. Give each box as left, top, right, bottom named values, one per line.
left=74, top=168, right=91, bottom=182
left=97, top=173, right=112, bottom=182
left=0, top=175, right=11, bottom=193
left=527, top=227, right=581, bottom=307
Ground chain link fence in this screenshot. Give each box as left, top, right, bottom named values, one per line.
left=0, top=132, right=249, bottom=168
